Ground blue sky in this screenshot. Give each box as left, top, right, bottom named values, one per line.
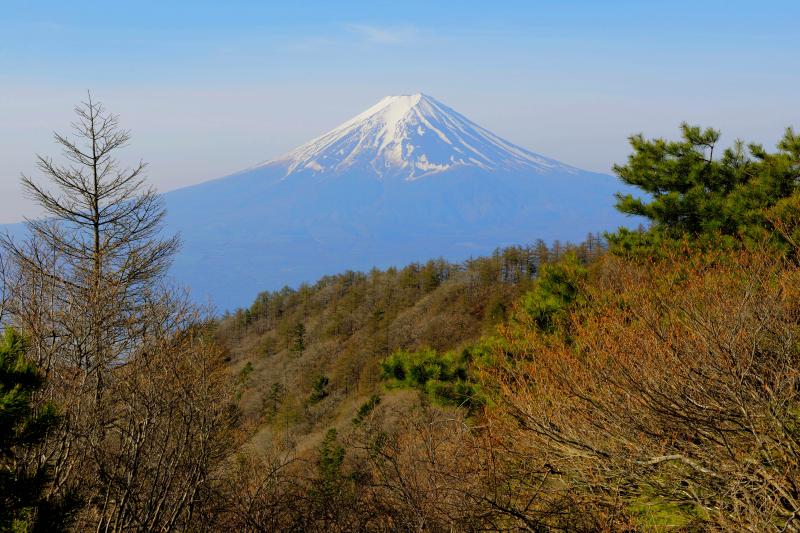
left=1, top=0, right=798, bottom=221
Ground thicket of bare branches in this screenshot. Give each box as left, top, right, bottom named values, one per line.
left=82, top=316, right=235, bottom=530
left=487, top=249, right=800, bottom=530
left=0, top=254, right=7, bottom=326
left=0, top=96, right=235, bottom=531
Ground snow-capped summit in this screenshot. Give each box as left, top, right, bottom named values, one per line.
left=160, top=93, right=636, bottom=310
left=262, top=93, right=575, bottom=181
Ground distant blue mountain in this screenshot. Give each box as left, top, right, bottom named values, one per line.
left=2, top=94, right=637, bottom=311
left=162, top=93, right=637, bottom=311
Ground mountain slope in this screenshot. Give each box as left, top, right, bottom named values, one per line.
left=263, top=93, right=574, bottom=180
left=217, top=241, right=598, bottom=458
left=164, top=93, right=635, bottom=310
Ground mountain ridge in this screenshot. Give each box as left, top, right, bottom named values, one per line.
left=250, top=93, right=576, bottom=182
left=158, top=93, right=636, bottom=310
left=0, top=94, right=637, bottom=311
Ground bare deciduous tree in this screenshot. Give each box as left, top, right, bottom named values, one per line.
left=0, top=95, right=240, bottom=532
left=3, top=92, right=178, bottom=378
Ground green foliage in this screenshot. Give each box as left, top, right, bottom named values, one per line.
left=309, top=428, right=353, bottom=511
left=318, top=428, right=345, bottom=483
left=609, top=124, right=800, bottom=255
left=290, top=322, right=306, bottom=355
left=308, top=375, right=329, bottom=404
left=380, top=348, right=483, bottom=411
left=262, top=382, right=285, bottom=421
left=515, top=252, right=588, bottom=334
left=0, top=329, right=65, bottom=531
left=352, top=395, right=381, bottom=426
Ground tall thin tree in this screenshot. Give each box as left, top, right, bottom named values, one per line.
left=2, top=93, right=179, bottom=379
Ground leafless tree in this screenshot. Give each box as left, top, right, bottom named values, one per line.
left=0, top=95, right=241, bottom=531
left=1, top=92, right=179, bottom=381
left=80, top=304, right=236, bottom=531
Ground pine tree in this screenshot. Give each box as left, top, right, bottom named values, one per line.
left=309, top=375, right=329, bottom=404
left=0, top=329, right=64, bottom=531
left=290, top=322, right=306, bottom=354
left=610, top=123, right=800, bottom=254
left=515, top=253, right=588, bottom=334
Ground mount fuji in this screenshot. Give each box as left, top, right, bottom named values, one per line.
left=163, top=93, right=634, bottom=310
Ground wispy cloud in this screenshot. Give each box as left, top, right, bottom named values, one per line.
left=346, top=24, right=422, bottom=45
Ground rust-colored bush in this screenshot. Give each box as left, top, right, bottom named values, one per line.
left=488, top=248, right=800, bottom=530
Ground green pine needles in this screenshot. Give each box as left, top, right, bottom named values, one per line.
left=0, top=329, right=65, bottom=531
left=610, top=123, right=800, bottom=255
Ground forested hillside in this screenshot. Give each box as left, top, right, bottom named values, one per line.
left=2, top=97, right=799, bottom=531
left=216, top=238, right=605, bottom=454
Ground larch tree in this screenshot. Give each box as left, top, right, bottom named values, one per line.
left=0, top=95, right=236, bottom=531
left=1, top=93, right=179, bottom=383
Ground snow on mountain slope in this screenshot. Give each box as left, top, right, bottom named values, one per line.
left=257, top=93, right=575, bottom=181
left=157, top=93, right=638, bottom=310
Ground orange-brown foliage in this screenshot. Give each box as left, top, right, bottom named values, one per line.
left=487, top=248, right=800, bottom=530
